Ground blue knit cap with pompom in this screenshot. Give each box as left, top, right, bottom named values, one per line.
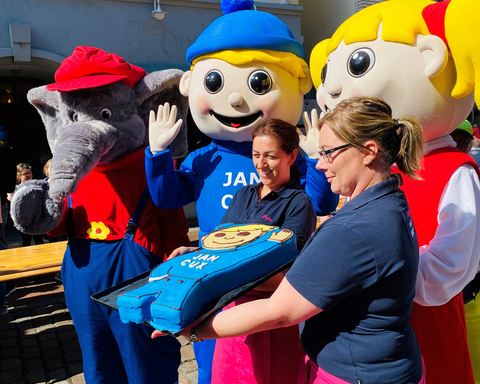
left=221, top=0, right=254, bottom=14
left=185, top=0, right=304, bottom=66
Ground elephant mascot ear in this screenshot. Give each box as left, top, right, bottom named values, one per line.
left=135, top=69, right=188, bottom=158
left=27, top=86, right=62, bottom=152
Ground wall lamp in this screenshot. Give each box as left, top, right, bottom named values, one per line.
left=152, top=0, right=167, bottom=20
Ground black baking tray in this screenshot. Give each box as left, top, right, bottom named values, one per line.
left=91, top=260, right=294, bottom=336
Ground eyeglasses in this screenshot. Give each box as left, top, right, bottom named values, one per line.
left=319, top=144, right=351, bottom=163
left=20, top=171, right=32, bottom=176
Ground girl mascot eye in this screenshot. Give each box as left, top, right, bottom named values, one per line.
left=205, top=70, right=224, bottom=94
left=248, top=70, right=272, bottom=95
left=347, top=48, right=375, bottom=77
left=321, top=62, right=329, bottom=84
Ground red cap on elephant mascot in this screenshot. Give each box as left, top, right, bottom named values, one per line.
left=46, top=46, right=146, bottom=91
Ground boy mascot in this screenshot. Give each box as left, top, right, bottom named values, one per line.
left=310, top=0, right=480, bottom=383
left=145, top=1, right=338, bottom=382
left=10, top=46, right=191, bottom=384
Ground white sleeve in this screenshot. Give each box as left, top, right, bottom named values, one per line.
left=414, top=164, right=480, bottom=306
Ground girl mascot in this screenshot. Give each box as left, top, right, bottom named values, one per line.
left=309, top=0, right=480, bottom=383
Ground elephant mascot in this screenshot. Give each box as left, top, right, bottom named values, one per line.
left=11, top=46, right=191, bottom=384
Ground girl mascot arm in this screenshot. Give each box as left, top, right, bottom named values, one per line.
left=310, top=1, right=480, bottom=383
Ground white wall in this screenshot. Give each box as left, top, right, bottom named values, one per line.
left=299, top=0, right=355, bottom=63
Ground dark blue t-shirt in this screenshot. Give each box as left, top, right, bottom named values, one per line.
left=286, top=175, right=422, bottom=384
left=220, top=179, right=316, bottom=250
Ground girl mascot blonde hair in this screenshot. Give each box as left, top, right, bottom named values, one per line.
left=309, top=0, right=480, bottom=383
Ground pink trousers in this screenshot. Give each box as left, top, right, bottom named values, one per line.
left=212, top=291, right=305, bottom=384
left=298, top=356, right=427, bottom=384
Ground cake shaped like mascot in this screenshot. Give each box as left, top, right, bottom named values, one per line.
left=10, top=46, right=191, bottom=384
left=145, top=0, right=338, bottom=382
left=311, top=0, right=480, bottom=383
left=117, top=224, right=296, bottom=333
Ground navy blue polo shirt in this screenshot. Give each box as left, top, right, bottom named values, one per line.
left=286, top=175, right=422, bottom=384
left=220, top=179, right=316, bottom=250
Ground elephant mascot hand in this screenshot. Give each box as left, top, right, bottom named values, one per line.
left=11, top=179, right=66, bottom=235
left=11, top=47, right=188, bottom=235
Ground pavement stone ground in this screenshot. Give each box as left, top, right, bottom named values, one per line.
left=1, top=224, right=201, bottom=384
left=0, top=273, right=198, bottom=384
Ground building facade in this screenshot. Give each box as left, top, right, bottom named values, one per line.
left=0, top=0, right=303, bottom=177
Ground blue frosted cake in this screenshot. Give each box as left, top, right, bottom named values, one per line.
left=117, top=223, right=297, bottom=333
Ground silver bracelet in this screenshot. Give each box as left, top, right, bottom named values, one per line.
left=188, top=326, right=203, bottom=342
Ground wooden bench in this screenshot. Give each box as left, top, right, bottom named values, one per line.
left=0, top=241, right=67, bottom=282
left=0, top=228, right=201, bottom=282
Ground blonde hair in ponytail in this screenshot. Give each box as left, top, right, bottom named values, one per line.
left=318, top=96, right=424, bottom=179
left=395, top=116, right=424, bottom=179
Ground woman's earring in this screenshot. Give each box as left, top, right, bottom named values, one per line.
left=364, top=159, right=372, bottom=166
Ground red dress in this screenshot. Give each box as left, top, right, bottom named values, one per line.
left=395, top=148, right=478, bottom=384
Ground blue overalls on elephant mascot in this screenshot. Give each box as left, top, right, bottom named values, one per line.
left=145, top=1, right=339, bottom=382
left=11, top=46, right=191, bottom=384
left=62, top=190, right=181, bottom=383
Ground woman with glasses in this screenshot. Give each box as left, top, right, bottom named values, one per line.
left=156, top=96, right=426, bottom=384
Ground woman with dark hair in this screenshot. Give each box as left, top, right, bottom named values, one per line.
left=169, top=118, right=317, bottom=384
left=158, top=97, right=427, bottom=384
left=220, top=118, right=314, bottom=250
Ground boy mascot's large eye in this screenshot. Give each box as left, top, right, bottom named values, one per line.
left=248, top=70, right=272, bottom=95
left=347, top=48, right=375, bottom=78
left=205, top=70, right=224, bottom=94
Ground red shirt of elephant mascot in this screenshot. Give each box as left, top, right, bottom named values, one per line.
left=310, top=0, right=480, bottom=383
left=10, top=46, right=191, bottom=384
